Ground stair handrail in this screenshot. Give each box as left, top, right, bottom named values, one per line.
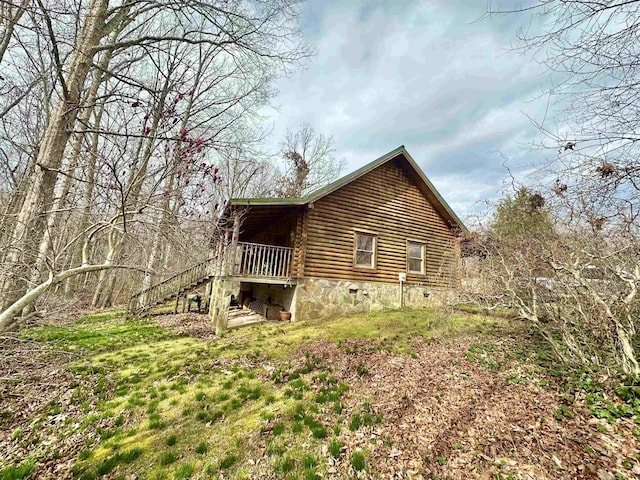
left=128, top=241, right=295, bottom=315
left=128, top=257, right=216, bottom=313
left=131, top=257, right=214, bottom=299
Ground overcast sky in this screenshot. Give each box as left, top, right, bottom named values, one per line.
left=265, top=0, right=555, bottom=219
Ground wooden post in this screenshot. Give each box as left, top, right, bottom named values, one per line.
left=209, top=234, right=225, bottom=323
left=174, top=293, right=180, bottom=314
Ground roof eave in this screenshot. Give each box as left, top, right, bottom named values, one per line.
left=227, top=145, right=467, bottom=234
left=228, top=198, right=305, bottom=207
left=302, top=145, right=467, bottom=233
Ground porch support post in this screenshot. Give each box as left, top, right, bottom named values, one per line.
left=214, top=209, right=241, bottom=335
left=208, top=236, right=224, bottom=320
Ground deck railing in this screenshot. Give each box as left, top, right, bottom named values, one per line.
left=234, top=242, right=293, bottom=278
left=128, top=242, right=293, bottom=314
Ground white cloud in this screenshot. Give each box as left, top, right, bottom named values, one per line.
left=264, top=0, right=559, bottom=214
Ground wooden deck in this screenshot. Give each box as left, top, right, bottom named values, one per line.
left=129, top=241, right=295, bottom=316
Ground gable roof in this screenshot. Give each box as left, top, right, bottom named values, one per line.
left=229, top=146, right=467, bottom=233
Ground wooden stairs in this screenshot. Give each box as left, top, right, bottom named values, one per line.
left=128, top=258, right=216, bottom=315
left=127, top=241, right=295, bottom=317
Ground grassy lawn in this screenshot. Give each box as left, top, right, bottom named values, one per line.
left=1, top=308, right=639, bottom=479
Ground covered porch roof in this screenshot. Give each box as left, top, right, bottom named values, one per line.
left=227, top=204, right=301, bottom=241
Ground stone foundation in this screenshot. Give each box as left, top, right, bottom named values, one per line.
left=291, top=277, right=457, bottom=321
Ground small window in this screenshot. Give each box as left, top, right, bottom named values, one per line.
left=354, top=232, right=376, bottom=269
left=407, top=241, right=425, bottom=274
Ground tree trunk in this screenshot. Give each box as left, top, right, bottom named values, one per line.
left=100, top=272, right=117, bottom=308
left=0, top=0, right=109, bottom=311
left=0, top=263, right=116, bottom=333
left=0, top=173, right=30, bottom=259
left=615, top=322, right=640, bottom=376
left=26, top=39, right=118, bottom=308
left=91, top=228, right=119, bottom=307
left=214, top=213, right=240, bottom=335
left=69, top=103, right=103, bottom=294
left=0, top=0, right=29, bottom=65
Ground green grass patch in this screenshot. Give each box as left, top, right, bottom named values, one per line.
left=95, top=448, right=143, bottom=476
left=329, top=438, right=342, bottom=458
left=217, top=308, right=498, bottom=360
left=159, top=451, right=177, bottom=466
left=351, top=451, right=366, bottom=471
left=174, top=463, right=195, bottom=479
left=0, top=459, right=36, bottom=480
left=14, top=307, right=498, bottom=479
left=271, top=422, right=285, bottom=436
left=22, top=315, right=169, bottom=353
left=275, top=455, right=295, bottom=473
left=219, top=453, right=238, bottom=469
left=349, top=414, right=361, bottom=431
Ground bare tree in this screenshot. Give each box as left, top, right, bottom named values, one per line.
left=275, top=122, right=344, bottom=197
left=488, top=0, right=640, bottom=229
left=0, top=0, right=29, bottom=65
left=0, top=0, right=312, bottom=331
left=465, top=1, right=640, bottom=376
left=464, top=189, right=639, bottom=376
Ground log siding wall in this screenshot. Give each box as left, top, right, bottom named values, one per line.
left=303, top=159, right=459, bottom=287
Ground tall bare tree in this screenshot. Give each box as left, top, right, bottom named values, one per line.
left=488, top=0, right=640, bottom=229
left=275, top=122, right=344, bottom=197
left=0, top=0, right=312, bottom=332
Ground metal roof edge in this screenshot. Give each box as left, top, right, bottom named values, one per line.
left=228, top=197, right=305, bottom=206
left=400, top=149, right=468, bottom=233
left=227, top=145, right=467, bottom=233
left=301, top=145, right=407, bottom=203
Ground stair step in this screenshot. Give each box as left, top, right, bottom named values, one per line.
left=132, top=266, right=214, bottom=311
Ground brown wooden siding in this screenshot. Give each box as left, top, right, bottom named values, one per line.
left=304, top=159, right=458, bottom=287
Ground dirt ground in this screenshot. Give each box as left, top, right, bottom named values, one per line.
left=297, top=337, right=640, bottom=479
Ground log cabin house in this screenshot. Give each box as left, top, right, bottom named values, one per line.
left=128, top=146, right=466, bottom=332
left=207, top=145, right=466, bottom=331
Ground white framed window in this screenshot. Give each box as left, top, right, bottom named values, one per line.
left=354, top=232, right=376, bottom=269
left=407, top=241, right=425, bottom=274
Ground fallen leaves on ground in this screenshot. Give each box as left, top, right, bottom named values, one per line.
left=1, top=311, right=639, bottom=479
left=296, top=336, right=639, bottom=479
